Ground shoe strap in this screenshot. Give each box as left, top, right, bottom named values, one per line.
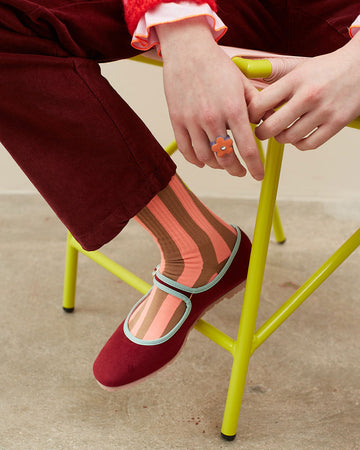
left=154, top=225, right=241, bottom=295
left=123, top=278, right=193, bottom=346
left=123, top=225, right=241, bottom=347
left=153, top=274, right=193, bottom=307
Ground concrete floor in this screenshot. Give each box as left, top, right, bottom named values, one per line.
left=1, top=194, right=359, bottom=449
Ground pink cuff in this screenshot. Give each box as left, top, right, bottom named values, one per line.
left=349, top=14, right=360, bottom=38
left=131, top=1, right=227, bottom=54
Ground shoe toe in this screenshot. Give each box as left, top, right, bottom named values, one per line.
left=93, top=321, right=184, bottom=389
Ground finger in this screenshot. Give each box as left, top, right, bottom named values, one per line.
left=209, top=133, right=247, bottom=177
left=262, top=109, right=276, bottom=121
left=293, top=122, right=343, bottom=151
left=248, top=80, right=292, bottom=124
left=228, top=111, right=264, bottom=180
left=173, top=126, right=205, bottom=168
left=188, top=127, right=222, bottom=170
left=214, top=148, right=247, bottom=177
left=204, top=124, right=247, bottom=176
left=244, top=79, right=275, bottom=123
left=274, top=110, right=321, bottom=145
left=255, top=97, right=307, bottom=141
left=243, top=76, right=261, bottom=106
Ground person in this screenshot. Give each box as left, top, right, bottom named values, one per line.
left=1, top=0, right=359, bottom=390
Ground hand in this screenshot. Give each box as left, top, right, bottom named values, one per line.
left=248, top=33, right=360, bottom=150
left=156, top=17, right=264, bottom=180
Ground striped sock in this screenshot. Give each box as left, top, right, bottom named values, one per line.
left=131, top=174, right=237, bottom=341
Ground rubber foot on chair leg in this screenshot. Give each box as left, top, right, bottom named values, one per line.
left=277, top=238, right=286, bottom=245
left=221, top=432, right=236, bottom=441
left=63, top=306, right=75, bottom=313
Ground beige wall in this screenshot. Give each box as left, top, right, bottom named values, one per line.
left=1, top=59, right=360, bottom=203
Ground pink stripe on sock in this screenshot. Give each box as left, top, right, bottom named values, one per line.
left=146, top=197, right=204, bottom=285
left=171, top=176, right=232, bottom=263
left=142, top=294, right=183, bottom=341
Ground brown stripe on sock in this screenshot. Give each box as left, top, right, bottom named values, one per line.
left=136, top=206, right=185, bottom=279
left=135, top=288, right=169, bottom=339
left=128, top=295, right=147, bottom=329
left=161, top=301, right=187, bottom=337
left=159, top=185, right=218, bottom=287
left=186, top=187, right=237, bottom=251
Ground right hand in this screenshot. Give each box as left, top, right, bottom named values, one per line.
left=156, top=17, right=264, bottom=180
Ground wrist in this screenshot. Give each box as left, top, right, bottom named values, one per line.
left=156, top=16, right=216, bottom=60
left=341, top=31, right=360, bottom=65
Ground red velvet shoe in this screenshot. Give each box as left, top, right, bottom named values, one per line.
left=93, top=226, right=251, bottom=390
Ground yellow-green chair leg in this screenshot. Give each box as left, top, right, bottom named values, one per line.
left=254, top=133, right=286, bottom=244
left=272, top=203, right=286, bottom=244
left=63, top=231, right=79, bottom=313
left=221, top=138, right=285, bottom=440
left=251, top=225, right=360, bottom=351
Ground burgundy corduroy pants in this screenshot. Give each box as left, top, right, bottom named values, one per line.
left=0, top=0, right=357, bottom=250
left=0, top=0, right=177, bottom=250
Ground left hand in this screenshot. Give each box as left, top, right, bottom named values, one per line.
left=248, top=33, right=360, bottom=150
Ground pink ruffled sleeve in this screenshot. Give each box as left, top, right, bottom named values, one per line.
left=349, top=14, right=360, bottom=38
left=132, top=1, right=227, bottom=54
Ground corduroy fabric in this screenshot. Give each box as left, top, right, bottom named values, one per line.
left=218, top=0, right=359, bottom=57
left=0, top=0, right=177, bottom=250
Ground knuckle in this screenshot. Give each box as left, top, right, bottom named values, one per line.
left=199, top=107, right=218, bottom=129
left=319, top=104, right=333, bottom=119
left=296, top=141, right=315, bottom=151
left=254, top=126, right=267, bottom=141
left=218, top=157, right=233, bottom=169
left=303, top=85, right=324, bottom=104
left=240, top=146, right=259, bottom=160
left=225, top=102, right=242, bottom=122
left=278, top=127, right=299, bottom=144
left=169, top=109, right=184, bottom=125
left=182, top=153, right=194, bottom=163
left=262, top=120, right=278, bottom=136
left=179, top=147, right=192, bottom=159
left=197, top=152, right=214, bottom=164
left=275, top=133, right=287, bottom=144
left=248, top=97, right=259, bottom=114
left=248, top=96, right=258, bottom=110
left=248, top=107, right=259, bottom=124
left=331, top=114, right=346, bottom=130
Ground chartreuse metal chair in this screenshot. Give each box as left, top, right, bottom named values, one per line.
left=62, top=55, right=360, bottom=441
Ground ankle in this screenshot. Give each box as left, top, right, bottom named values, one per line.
left=160, top=231, right=237, bottom=288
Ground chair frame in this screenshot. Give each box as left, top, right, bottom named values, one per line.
left=62, top=57, right=360, bottom=440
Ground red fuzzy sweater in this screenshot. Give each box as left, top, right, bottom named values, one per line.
left=123, top=0, right=217, bottom=34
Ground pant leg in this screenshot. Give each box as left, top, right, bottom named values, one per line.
left=217, top=0, right=290, bottom=55
left=0, top=1, right=176, bottom=250
left=217, top=0, right=358, bottom=57
left=289, top=0, right=360, bottom=56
